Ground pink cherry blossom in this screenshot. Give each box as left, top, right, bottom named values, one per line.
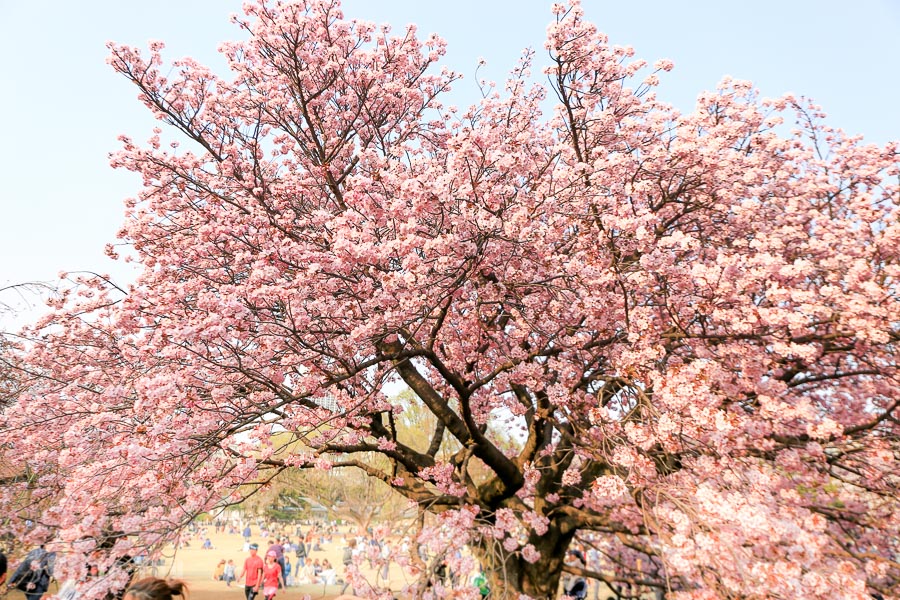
left=2, top=1, right=899, bottom=599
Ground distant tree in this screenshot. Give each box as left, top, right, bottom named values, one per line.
left=0, top=282, right=56, bottom=556
left=2, top=1, right=899, bottom=599
left=239, top=439, right=413, bottom=532
left=0, top=338, right=20, bottom=412
left=295, top=464, right=409, bottom=532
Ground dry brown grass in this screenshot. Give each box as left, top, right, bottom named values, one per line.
left=6, top=525, right=413, bottom=600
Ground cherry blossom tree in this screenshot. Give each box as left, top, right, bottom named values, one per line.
left=2, top=1, right=899, bottom=598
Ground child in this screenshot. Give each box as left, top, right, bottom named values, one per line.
left=284, top=556, right=293, bottom=586
left=223, top=559, right=236, bottom=587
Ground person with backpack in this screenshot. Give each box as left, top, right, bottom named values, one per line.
left=7, top=546, right=54, bottom=600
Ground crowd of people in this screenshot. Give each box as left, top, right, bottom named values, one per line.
left=188, top=519, right=385, bottom=600
left=0, top=518, right=500, bottom=599
left=200, top=518, right=407, bottom=592
left=0, top=525, right=335, bottom=600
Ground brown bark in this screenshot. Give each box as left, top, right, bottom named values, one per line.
left=471, top=520, right=576, bottom=600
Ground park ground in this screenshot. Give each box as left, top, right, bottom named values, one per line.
left=7, top=525, right=411, bottom=600
left=5, top=527, right=628, bottom=599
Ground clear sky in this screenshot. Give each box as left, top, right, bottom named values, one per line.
left=1, top=0, right=898, bottom=324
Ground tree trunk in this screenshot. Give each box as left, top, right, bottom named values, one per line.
left=472, top=523, right=575, bottom=599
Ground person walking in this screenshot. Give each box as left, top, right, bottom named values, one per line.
left=379, top=542, right=390, bottom=584
left=340, top=538, right=358, bottom=595
left=238, top=543, right=264, bottom=600
left=266, top=538, right=285, bottom=585
left=294, top=538, right=307, bottom=568
left=261, top=551, right=285, bottom=600
left=7, top=546, right=54, bottom=600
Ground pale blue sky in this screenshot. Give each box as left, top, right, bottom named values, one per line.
left=1, top=1, right=898, bottom=322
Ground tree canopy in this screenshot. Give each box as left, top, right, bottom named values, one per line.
left=2, top=1, right=899, bottom=598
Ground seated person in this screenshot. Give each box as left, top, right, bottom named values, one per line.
left=318, top=566, right=337, bottom=585
left=213, top=559, right=225, bottom=580
left=296, top=562, right=316, bottom=585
